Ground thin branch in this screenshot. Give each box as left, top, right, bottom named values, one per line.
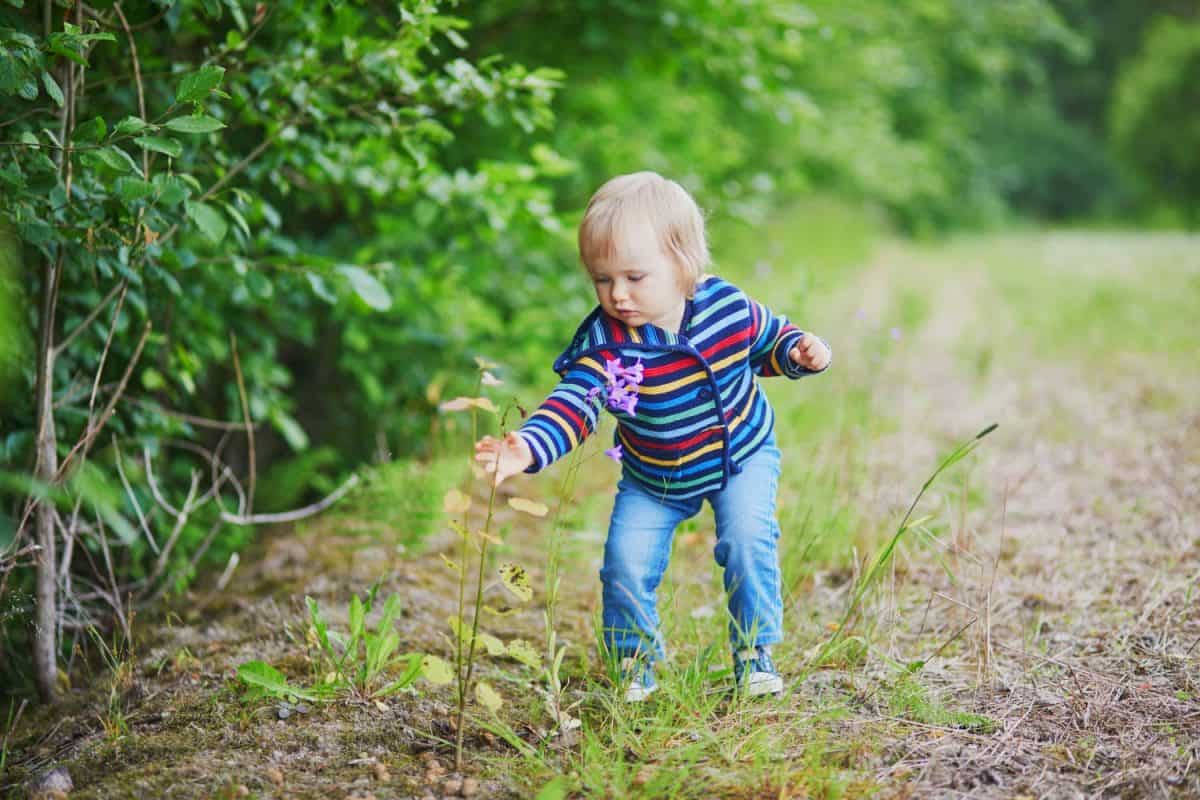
left=146, top=471, right=200, bottom=587
left=85, top=282, right=128, bottom=428
left=113, top=438, right=158, bottom=556
left=230, top=334, right=256, bottom=513
left=219, top=474, right=360, bottom=526
left=54, top=320, right=151, bottom=480
left=112, top=2, right=150, bottom=195
left=125, top=397, right=254, bottom=431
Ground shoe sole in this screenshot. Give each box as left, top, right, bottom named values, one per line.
left=624, top=683, right=658, bottom=703
left=740, top=672, right=784, bottom=697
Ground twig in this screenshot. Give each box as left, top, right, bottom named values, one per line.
left=146, top=471, right=200, bottom=587
left=113, top=438, right=158, bottom=555
left=111, top=3, right=149, bottom=179
left=125, top=397, right=253, bottom=431
left=52, top=281, right=125, bottom=356
left=218, top=474, right=360, bottom=525
left=230, top=334, right=256, bottom=513
left=54, top=320, right=152, bottom=480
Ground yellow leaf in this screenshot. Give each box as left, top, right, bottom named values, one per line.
left=420, top=655, right=454, bottom=686
left=468, top=397, right=498, bottom=413
left=476, top=527, right=502, bottom=545
left=374, top=699, right=388, bottom=713
left=477, top=632, right=506, bottom=656
left=505, top=638, right=541, bottom=669
left=438, top=553, right=459, bottom=572
left=498, top=562, right=533, bottom=603
left=438, top=396, right=474, bottom=412
left=508, top=497, right=549, bottom=517
left=443, top=489, right=471, bottom=515
left=475, top=681, right=503, bottom=712
left=474, top=356, right=499, bottom=370
left=448, top=520, right=470, bottom=539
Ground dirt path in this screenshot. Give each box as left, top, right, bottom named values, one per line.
left=6, top=233, right=1198, bottom=799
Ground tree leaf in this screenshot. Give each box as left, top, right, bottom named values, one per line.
left=442, top=488, right=471, bottom=514
left=134, top=136, right=182, bottom=158
left=505, top=638, right=541, bottom=669
left=115, top=116, right=152, bottom=136
left=115, top=177, right=155, bottom=204
left=498, top=562, right=532, bottom=602
left=186, top=201, right=227, bottom=243
left=41, top=71, right=63, bottom=107
left=477, top=632, right=506, bottom=656
left=165, top=114, right=226, bottom=134
left=73, top=116, right=107, bottom=143
left=336, top=265, right=392, bottom=311
left=420, top=655, right=454, bottom=685
left=474, top=680, right=503, bottom=712
left=508, top=497, right=548, bottom=517
left=175, top=65, right=226, bottom=103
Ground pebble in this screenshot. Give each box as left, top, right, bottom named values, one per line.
left=265, top=766, right=284, bottom=786
left=28, top=767, right=73, bottom=798
left=276, top=704, right=292, bottom=720
left=461, top=777, right=480, bottom=796
left=372, top=763, right=390, bottom=782
left=442, top=777, right=463, bottom=795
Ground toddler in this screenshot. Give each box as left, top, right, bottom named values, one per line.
left=475, top=172, right=831, bottom=701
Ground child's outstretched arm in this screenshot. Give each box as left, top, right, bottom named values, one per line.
left=788, top=333, right=831, bottom=371
left=474, top=432, right=534, bottom=487
left=746, top=294, right=832, bottom=378
left=473, top=360, right=607, bottom=486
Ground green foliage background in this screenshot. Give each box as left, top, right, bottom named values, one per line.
left=0, top=0, right=1197, bottom=687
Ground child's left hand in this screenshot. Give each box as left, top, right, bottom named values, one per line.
left=789, top=333, right=830, bottom=371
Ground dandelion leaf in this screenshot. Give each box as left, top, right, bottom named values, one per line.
left=498, top=562, right=533, bottom=602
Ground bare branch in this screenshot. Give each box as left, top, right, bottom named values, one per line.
left=126, top=397, right=254, bottom=431
left=146, top=470, right=200, bottom=587
left=55, top=320, right=151, bottom=480
left=113, top=438, right=158, bottom=555
left=220, top=474, right=361, bottom=526
left=53, top=280, right=126, bottom=357
left=230, top=334, right=256, bottom=513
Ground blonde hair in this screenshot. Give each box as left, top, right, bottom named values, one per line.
left=578, top=171, right=710, bottom=296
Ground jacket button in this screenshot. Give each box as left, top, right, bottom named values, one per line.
left=697, top=388, right=712, bottom=400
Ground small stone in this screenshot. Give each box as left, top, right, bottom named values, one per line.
left=372, top=763, right=390, bottom=782
left=265, top=766, right=284, bottom=786
left=276, top=704, right=292, bottom=720
left=295, top=703, right=311, bottom=714
left=461, top=777, right=480, bottom=796
left=442, top=777, right=463, bottom=796
left=235, top=787, right=249, bottom=798
left=28, top=767, right=74, bottom=797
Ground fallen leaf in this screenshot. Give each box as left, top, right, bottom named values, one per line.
left=508, top=497, right=549, bottom=517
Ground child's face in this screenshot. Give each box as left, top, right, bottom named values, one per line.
left=588, top=222, right=687, bottom=330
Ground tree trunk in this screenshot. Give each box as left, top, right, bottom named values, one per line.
left=32, top=253, right=60, bottom=703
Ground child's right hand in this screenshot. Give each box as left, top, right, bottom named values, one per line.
left=474, top=431, right=534, bottom=487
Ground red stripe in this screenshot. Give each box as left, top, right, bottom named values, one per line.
left=700, top=327, right=751, bottom=359
left=544, top=397, right=585, bottom=431
left=644, top=354, right=694, bottom=378
left=620, top=423, right=720, bottom=452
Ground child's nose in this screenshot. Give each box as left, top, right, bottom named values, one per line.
left=611, top=281, right=630, bottom=301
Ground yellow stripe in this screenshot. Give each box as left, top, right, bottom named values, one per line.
left=628, top=327, right=641, bottom=344
left=769, top=347, right=784, bottom=376
left=726, top=384, right=757, bottom=432
left=637, top=350, right=742, bottom=396
left=530, top=409, right=579, bottom=450
left=618, top=428, right=723, bottom=467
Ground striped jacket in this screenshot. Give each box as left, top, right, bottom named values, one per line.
left=517, top=276, right=829, bottom=499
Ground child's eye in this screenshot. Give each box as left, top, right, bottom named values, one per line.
left=594, top=277, right=611, bottom=284
left=628, top=275, right=644, bottom=282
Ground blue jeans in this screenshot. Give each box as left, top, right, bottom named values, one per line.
left=599, top=437, right=784, bottom=662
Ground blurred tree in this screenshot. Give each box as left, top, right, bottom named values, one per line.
left=1110, top=16, right=1200, bottom=223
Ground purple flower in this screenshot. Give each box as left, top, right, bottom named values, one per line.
left=596, top=356, right=644, bottom=416
left=604, top=444, right=623, bottom=462
left=889, top=327, right=902, bottom=341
